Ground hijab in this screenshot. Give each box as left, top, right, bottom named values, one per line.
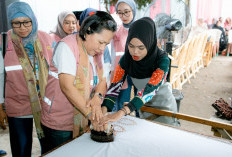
left=51, top=11, right=76, bottom=39
left=115, top=0, right=136, bottom=28
left=79, top=8, right=97, bottom=26
left=121, top=17, right=167, bottom=79
left=7, top=1, right=38, bottom=51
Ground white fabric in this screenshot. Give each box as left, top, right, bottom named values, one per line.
left=228, top=30, right=232, bottom=43
left=53, top=42, right=76, bottom=76
left=16, top=115, right=33, bottom=118
left=0, top=49, right=4, bottom=103
left=208, top=29, right=222, bottom=42
left=103, top=63, right=111, bottom=88
left=48, top=70, right=59, bottom=79
left=115, top=51, right=125, bottom=56
left=5, top=65, right=22, bottom=71
left=44, top=96, right=52, bottom=106
left=110, top=40, right=116, bottom=71
left=89, top=55, right=97, bottom=78
left=45, top=116, right=232, bottom=157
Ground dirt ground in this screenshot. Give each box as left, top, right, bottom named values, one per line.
left=0, top=55, right=232, bottom=157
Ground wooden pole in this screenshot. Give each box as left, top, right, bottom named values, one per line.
left=140, top=106, right=232, bottom=131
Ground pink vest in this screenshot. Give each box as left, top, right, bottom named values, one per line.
left=41, top=34, right=95, bottom=131
left=112, top=25, right=128, bottom=89
left=113, top=25, right=128, bottom=70
left=4, top=30, right=53, bottom=117
left=50, top=33, right=61, bottom=43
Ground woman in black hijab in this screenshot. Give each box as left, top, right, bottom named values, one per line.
left=95, top=17, right=178, bottom=130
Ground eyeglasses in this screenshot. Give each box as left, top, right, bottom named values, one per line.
left=11, top=21, right=32, bottom=28
left=117, top=10, right=131, bottom=17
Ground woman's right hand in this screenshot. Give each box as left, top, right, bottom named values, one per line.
left=90, top=106, right=108, bottom=132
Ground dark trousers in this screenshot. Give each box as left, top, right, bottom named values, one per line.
left=40, top=124, right=72, bottom=155
left=8, top=117, right=33, bottom=157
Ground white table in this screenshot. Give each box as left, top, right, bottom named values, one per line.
left=44, top=116, right=232, bottom=157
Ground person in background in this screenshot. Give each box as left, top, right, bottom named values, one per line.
left=73, top=10, right=83, bottom=31
left=192, top=18, right=208, bottom=35
left=96, top=17, right=178, bottom=130
left=111, top=0, right=137, bottom=112
left=79, top=8, right=112, bottom=88
left=224, top=17, right=232, bottom=32
left=40, top=11, right=117, bottom=154
left=0, top=46, right=7, bottom=131
left=0, top=46, right=7, bottom=157
left=208, top=18, right=216, bottom=29
left=50, top=11, right=77, bottom=44
left=219, top=17, right=223, bottom=24
left=213, top=20, right=227, bottom=52
left=4, top=2, right=53, bottom=156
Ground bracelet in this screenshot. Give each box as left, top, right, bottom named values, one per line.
left=95, top=92, right=104, bottom=100
left=120, top=107, right=127, bottom=116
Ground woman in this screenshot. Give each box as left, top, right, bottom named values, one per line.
left=213, top=20, right=227, bottom=52
left=50, top=11, right=77, bottom=43
left=111, top=0, right=137, bottom=111
left=224, top=17, right=232, bottom=32
left=4, top=2, right=53, bottom=156
left=79, top=7, right=112, bottom=88
left=40, top=11, right=117, bottom=154
left=98, top=17, right=178, bottom=128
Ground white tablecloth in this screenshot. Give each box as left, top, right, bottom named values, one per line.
left=44, top=116, right=232, bottom=157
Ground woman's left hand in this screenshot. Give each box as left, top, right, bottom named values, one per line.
left=87, top=95, right=103, bottom=122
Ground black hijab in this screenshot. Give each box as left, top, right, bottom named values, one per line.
left=121, top=17, right=167, bottom=79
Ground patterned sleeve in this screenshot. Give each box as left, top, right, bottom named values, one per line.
left=127, top=55, right=170, bottom=112
left=102, top=64, right=127, bottom=111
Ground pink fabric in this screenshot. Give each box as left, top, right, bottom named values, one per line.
left=50, top=33, right=61, bottom=43
left=149, top=0, right=170, bottom=20
left=110, top=6, right=116, bottom=14
left=112, top=25, right=129, bottom=89
left=197, top=0, right=222, bottom=24
left=4, top=30, right=53, bottom=117
left=41, top=34, right=95, bottom=131
left=224, top=23, right=232, bottom=31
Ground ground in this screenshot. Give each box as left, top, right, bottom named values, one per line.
left=0, top=56, right=232, bottom=157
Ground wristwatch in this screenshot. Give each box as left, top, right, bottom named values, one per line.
left=95, top=92, right=104, bottom=100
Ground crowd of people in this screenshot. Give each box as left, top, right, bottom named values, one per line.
left=192, top=16, right=232, bottom=56
left=0, top=0, right=179, bottom=156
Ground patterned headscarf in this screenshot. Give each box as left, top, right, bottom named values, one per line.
left=7, top=1, right=38, bottom=49
left=51, top=11, right=77, bottom=39
left=79, top=8, right=97, bottom=26
left=115, top=0, right=136, bottom=28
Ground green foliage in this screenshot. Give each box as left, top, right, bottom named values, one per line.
left=106, top=0, right=153, bottom=10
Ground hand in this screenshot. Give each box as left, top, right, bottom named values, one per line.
left=100, top=110, right=125, bottom=125
left=90, top=118, right=108, bottom=132
left=0, top=105, right=7, bottom=130
left=87, top=95, right=103, bottom=122
left=90, top=107, right=108, bottom=132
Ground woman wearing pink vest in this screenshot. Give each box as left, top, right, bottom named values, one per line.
left=111, top=0, right=137, bottom=111
left=50, top=11, right=77, bottom=44
left=3, top=2, right=53, bottom=157
left=40, top=11, right=117, bottom=154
